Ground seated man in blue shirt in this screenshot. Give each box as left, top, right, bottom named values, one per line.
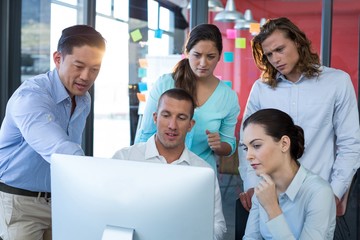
left=0, top=25, right=106, bottom=240
left=113, top=88, right=227, bottom=240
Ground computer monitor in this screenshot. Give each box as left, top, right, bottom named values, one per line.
left=51, top=153, right=215, bottom=240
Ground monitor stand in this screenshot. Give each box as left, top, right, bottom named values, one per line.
left=101, top=225, right=134, bottom=240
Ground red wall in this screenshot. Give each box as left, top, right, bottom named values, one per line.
left=208, top=0, right=360, bottom=139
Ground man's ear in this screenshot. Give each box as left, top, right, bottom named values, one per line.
left=188, top=119, right=195, bottom=132
left=53, top=51, right=61, bottom=68
left=153, top=112, right=157, bottom=125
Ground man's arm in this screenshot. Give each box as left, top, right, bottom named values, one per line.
left=11, top=90, right=85, bottom=162
left=331, top=73, right=360, bottom=199
left=238, top=83, right=262, bottom=191
left=238, top=82, right=262, bottom=210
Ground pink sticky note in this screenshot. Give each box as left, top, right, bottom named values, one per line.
left=226, top=29, right=236, bottom=39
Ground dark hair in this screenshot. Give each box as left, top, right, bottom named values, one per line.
left=251, top=17, right=320, bottom=88
left=243, top=108, right=305, bottom=160
left=172, top=24, right=223, bottom=104
left=158, top=88, right=196, bottom=119
left=57, top=25, right=106, bottom=56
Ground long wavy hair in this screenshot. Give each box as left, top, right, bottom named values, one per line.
left=251, top=17, right=321, bottom=88
left=172, top=23, right=222, bottom=104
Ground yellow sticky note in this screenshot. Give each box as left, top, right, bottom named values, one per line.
left=130, top=29, right=142, bottom=42
left=235, top=38, right=246, bottom=49
left=249, top=23, right=260, bottom=35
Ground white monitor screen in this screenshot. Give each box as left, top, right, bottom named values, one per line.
left=51, top=153, right=215, bottom=240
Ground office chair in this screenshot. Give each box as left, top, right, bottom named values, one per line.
left=235, top=198, right=249, bottom=239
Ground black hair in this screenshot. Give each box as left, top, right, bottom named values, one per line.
left=57, top=25, right=106, bottom=56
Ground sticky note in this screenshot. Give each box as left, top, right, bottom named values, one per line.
left=222, top=80, right=232, bottom=88
left=138, top=58, right=148, bottom=68
left=138, top=68, right=147, bottom=78
left=223, top=52, right=234, bottom=63
left=250, top=23, right=260, bottom=35
left=154, top=29, right=163, bottom=38
left=138, top=82, right=148, bottom=92
left=226, top=29, right=236, bottom=39
left=235, top=38, right=246, bottom=49
left=130, top=29, right=142, bottom=42
left=137, top=93, right=146, bottom=102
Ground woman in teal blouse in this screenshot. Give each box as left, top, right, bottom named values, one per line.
left=135, top=24, right=240, bottom=171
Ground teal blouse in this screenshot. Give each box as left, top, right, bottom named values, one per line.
left=135, top=73, right=240, bottom=171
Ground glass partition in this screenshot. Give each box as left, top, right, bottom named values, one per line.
left=93, top=2, right=130, bottom=157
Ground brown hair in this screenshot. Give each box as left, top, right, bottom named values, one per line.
left=172, top=24, right=222, bottom=104
left=158, top=88, right=196, bottom=119
left=251, top=17, right=320, bottom=88
left=243, top=108, right=305, bottom=161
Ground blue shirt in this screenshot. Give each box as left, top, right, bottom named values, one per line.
left=239, top=66, right=360, bottom=198
left=0, top=69, right=90, bottom=192
left=244, top=166, right=336, bottom=240
left=135, top=73, right=240, bottom=171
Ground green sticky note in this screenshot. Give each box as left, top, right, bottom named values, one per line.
left=130, top=29, right=142, bottom=42
left=235, top=38, right=246, bottom=49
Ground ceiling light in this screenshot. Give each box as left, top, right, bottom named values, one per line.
left=214, top=0, right=244, bottom=22
left=208, top=0, right=224, bottom=12
left=234, top=9, right=256, bottom=29
left=260, top=18, right=267, bottom=27
left=187, top=0, right=224, bottom=12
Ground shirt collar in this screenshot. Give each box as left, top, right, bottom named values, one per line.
left=276, top=72, right=307, bottom=84
left=51, top=69, right=71, bottom=104
left=144, top=135, right=161, bottom=159
left=283, top=165, right=307, bottom=201
left=175, top=147, right=192, bottom=165
left=144, top=135, right=191, bottom=165
left=51, top=68, right=90, bottom=106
